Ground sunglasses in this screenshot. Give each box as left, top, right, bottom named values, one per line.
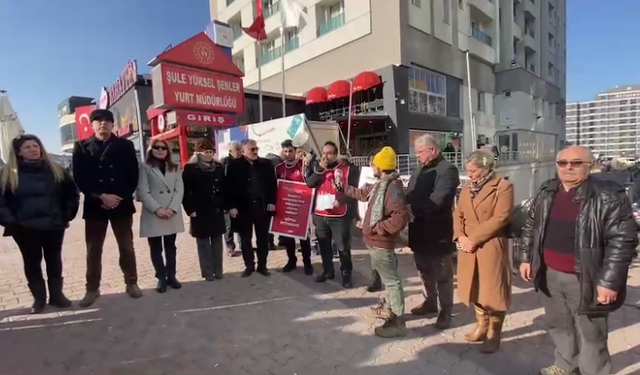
left=248, top=147, right=259, bottom=152
left=556, top=160, right=589, bottom=168
left=152, top=145, right=168, bottom=151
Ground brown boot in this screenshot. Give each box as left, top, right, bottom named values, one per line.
left=374, top=313, right=407, bottom=338
left=464, top=304, right=488, bottom=342
left=479, top=311, right=506, bottom=354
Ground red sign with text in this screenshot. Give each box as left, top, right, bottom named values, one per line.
left=269, top=180, right=315, bottom=240
left=175, top=110, right=235, bottom=127
left=151, top=63, right=245, bottom=114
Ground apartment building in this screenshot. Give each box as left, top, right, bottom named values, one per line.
left=210, top=0, right=566, bottom=156
left=566, top=85, right=640, bottom=158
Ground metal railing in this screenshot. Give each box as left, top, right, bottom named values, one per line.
left=348, top=152, right=550, bottom=175
left=263, top=1, right=281, bottom=18
left=471, top=27, right=493, bottom=46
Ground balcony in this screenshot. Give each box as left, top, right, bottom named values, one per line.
left=284, top=37, right=299, bottom=52
left=471, top=27, right=492, bottom=46
left=232, top=27, right=243, bottom=40
left=318, top=13, right=345, bottom=36
left=524, top=0, right=538, bottom=17
left=263, top=1, right=280, bottom=18
left=226, top=0, right=235, bottom=5
left=468, top=0, right=496, bottom=22
left=259, top=47, right=282, bottom=65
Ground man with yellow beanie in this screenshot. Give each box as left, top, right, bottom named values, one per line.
left=343, top=146, right=409, bottom=338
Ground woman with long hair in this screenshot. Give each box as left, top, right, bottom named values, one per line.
left=136, top=139, right=185, bottom=293
left=182, top=138, right=227, bottom=281
left=0, top=134, right=79, bottom=314
left=453, top=150, right=514, bottom=353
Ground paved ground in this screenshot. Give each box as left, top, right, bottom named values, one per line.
left=1, top=209, right=639, bottom=375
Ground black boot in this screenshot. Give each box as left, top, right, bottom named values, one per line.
left=342, top=272, right=353, bottom=288
left=47, top=278, right=71, bottom=308
left=365, top=270, right=382, bottom=292
left=28, top=281, right=47, bottom=314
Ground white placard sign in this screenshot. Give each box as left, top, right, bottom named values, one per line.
left=357, top=167, right=377, bottom=220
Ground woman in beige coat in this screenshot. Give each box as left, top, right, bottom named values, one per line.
left=453, top=150, right=514, bottom=354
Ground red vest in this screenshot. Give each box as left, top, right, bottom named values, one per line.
left=314, top=164, right=349, bottom=217
left=275, top=159, right=305, bottom=183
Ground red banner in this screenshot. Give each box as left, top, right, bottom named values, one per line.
left=269, top=180, right=315, bottom=240
left=151, top=63, right=245, bottom=114
left=74, top=105, right=95, bottom=141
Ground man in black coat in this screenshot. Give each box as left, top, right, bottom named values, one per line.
left=520, top=146, right=638, bottom=375
left=406, top=134, right=460, bottom=329
left=226, top=139, right=277, bottom=277
left=72, top=109, right=141, bottom=307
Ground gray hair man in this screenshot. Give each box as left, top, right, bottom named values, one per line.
left=221, top=141, right=243, bottom=257
left=520, top=146, right=637, bottom=375
left=405, top=134, right=460, bottom=329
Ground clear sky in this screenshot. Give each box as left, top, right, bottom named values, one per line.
left=0, top=0, right=638, bottom=152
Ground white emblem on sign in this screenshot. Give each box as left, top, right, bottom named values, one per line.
left=193, top=41, right=215, bottom=65
left=98, top=87, right=109, bottom=109
left=158, top=114, right=166, bottom=132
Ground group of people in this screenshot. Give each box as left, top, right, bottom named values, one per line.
left=0, top=107, right=636, bottom=375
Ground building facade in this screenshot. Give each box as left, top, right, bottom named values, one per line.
left=566, top=85, right=640, bottom=158
left=211, top=0, right=566, bottom=157
left=58, top=96, right=95, bottom=153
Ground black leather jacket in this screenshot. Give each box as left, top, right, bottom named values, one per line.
left=520, top=177, right=638, bottom=315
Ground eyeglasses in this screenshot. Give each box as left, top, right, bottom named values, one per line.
left=249, top=147, right=259, bottom=152
left=152, top=145, right=168, bottom=151
left=556, top=160, right=589, bottom=168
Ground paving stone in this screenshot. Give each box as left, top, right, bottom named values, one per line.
left=0, top=207, right=639, bottom=374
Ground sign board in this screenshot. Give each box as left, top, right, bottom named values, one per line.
left=269, top=180, right=315, bottom=240
left=98, top=87, right=109, bottom=109
left=175, top=110, right=235, bottom=127
left=157, top=113, right=166, bottom=132
left=151, top=63, right=245, bottom=113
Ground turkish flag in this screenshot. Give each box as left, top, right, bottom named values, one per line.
left=242, top=0, right=267, bottom=40
left=74, top=105, right=95, bottom=141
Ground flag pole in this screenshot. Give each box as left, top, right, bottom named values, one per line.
left=280, top=25, right=286, bottom=117
left=258, top=39, right=264, bottom=122
left=345, top=79, right=353, bottom=156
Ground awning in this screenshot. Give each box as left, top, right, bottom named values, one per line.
left=305, top=87, right=328, bottom=105
left=327, top=80, right=351, bottom=100
left=146, top=108, right=168, bottom=120
left=352, top=71, right=382, bottom=92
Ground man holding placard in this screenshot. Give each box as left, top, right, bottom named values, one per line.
left=275, top=140, right=313, bottom=276
left=305, top=141, right=359, bottom=288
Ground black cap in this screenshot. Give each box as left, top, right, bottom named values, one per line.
left=281, top=139, right=294, bottom=148
left=89, top=109, right=114, bottom=123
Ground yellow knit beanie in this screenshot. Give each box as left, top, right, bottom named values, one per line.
left=372, top=146, right=397, bottom=170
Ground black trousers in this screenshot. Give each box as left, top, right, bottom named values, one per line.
left=313, top=214, right=352, bottom=274
left=282, top=236, right=311, bottom=263
left=147, top=234, right=177, bottom=281
left=12, top=228, right=66, bottom=285
left=238, top=203, right=271, bottom=270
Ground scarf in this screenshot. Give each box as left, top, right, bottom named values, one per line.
left=368, top=172, right=400, bottom=227
left=469, top=170, right=495, bottom=198
left=193, top=156, right=217, bottom=173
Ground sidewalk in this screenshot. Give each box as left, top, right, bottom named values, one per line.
left=0, top=214, right=638, bottom=375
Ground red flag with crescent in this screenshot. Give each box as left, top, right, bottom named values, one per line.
left=75, top=105, right=95, bottom=141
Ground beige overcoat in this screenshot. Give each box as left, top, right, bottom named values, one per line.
left=453, top=175, right=514, bottom=312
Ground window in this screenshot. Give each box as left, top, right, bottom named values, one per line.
left=443, top=0, right=450, bottom=24
left=329, top=2, right=343, bottom=18
left=412, top=0, right=421, bottom=7
left=477, top=91, right=485, bottom=112
left=408, top=66, right=447, bottom=117
left=548, top=62, right=555, bottom=81
left=458, top=0, right=464, bottom=9
left=233, top=55, right=245, bottom=72
left=548, top=2, right=555, bottom=18
left=59, top=122, right=77, bottom=145
left=548, top=32, right=554, bottom=48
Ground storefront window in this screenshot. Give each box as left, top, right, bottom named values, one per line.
left=408, top=66, right=447, bottom=116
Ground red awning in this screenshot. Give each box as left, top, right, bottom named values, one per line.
left=327, top=80, right=351, bottom=100
left=305, top=87, right=328, bottom=105
left=146, top=108, right=168, bottom=120
left=352, top=71, right=381, bottom=92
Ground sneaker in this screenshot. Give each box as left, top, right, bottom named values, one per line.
left=125, top=284, right=143, bottom=299
left=79, top=290, right=100, bottom=308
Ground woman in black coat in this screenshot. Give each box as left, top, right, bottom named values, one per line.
left=182, top=138, right=227, bottom=281
left=0, top=134, right=80, bottom=313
